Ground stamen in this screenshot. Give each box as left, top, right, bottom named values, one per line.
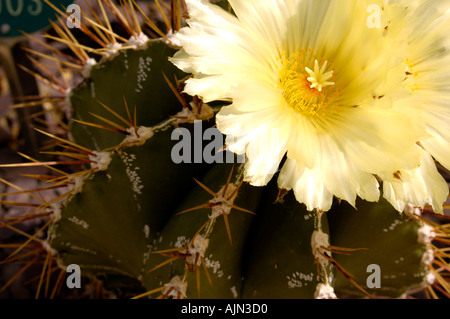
left=278, top=50, right=339, bottom=117
left=305, top=60, right=335, bottom=92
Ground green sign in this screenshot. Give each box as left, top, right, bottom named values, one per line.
left=0, top=0, right=74, bottom=38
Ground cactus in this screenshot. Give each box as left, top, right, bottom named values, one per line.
left=0, top=0, right=449, bottom=300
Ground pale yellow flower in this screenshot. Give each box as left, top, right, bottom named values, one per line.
left=377, top=0, right=450, bottom=213
left=171, top=0, right=449, bottom=213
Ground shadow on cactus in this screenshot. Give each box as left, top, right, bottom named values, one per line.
left=0, top=0, right=449, bottom=300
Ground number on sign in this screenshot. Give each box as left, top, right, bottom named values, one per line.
left=0, top=0, right=43, bottom=17
left=28, top=0, right=43, bottom=16
left=5, top=0, right=24, bottom=17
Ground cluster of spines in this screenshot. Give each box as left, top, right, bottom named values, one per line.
left=134, top=165, right=254, bottom=299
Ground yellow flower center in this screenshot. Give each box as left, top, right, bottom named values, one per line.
left=278, top=50, right=340, bottom=117
left=405, top=59, right=419, bottom=93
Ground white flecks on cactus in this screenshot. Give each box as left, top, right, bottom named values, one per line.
left=174, top=102, right=215, bottom=124
left=50, top=203, right=62, bottom=222
left=123, top=50, right=129, bottom=70
left=89, top=151, right=112, bottom=171
left=144, top=225, right=150, bottom=239
left=208, top=184, right=237, bottom=220
left=70, top=245, right=97, bottom=255
left=82, top=58, right=97, bottom=78
left=183, top=235, right=209, bottom=267
left=404, top=203, right=422, bottom=219
left=127, top=32, right=149, bottom=50
left=230, top=286, right=238, bottom=299
left=136, top=56, right=153, bottom=93
left=417, top=221, right=437, bottom=287
left=287, top=272, right=315, bottom=289
left=105, top=42, right=122, bottom=59
left=163, top=276, right=187, bottom=299
left=311, top=230, right=330, bottom=267
left=175, top=236, right=188, bottom=248
left=41, top=240, right=58, bottom=257
left=314, top=283, right=337, bottom=299
left=423, top=271, right=436, bottom=286
left=418, top=224, right=436, bottom=245
left=383, top=219, right=403, bottom=233
left=90, top=82, right=96, bottom=98
left=142, top=245, right=152, bottom=268
left=68, top=216, right=89, bottom=230
left=421, top=247, right=434, bottom=267
left=121, top=126, right=154, bottom=147
left=68, top=176, right=85, bottom=195
left=55, top=255, right=68, bottom=271
left=164, top=30, right=182, bottom=49
left=120, top=152, right=144, bottom=197
left=383, top=274, right=398, bottom=280
left=205, top=256, right=223, bottom=278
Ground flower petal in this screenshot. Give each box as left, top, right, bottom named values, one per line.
left=382, top=148, right=449, bottom=214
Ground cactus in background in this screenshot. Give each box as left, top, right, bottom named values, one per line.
left=0, top=0, right=449, bottom=299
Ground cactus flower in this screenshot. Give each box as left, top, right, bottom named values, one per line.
left=171, top=0, right=449, bottom=213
